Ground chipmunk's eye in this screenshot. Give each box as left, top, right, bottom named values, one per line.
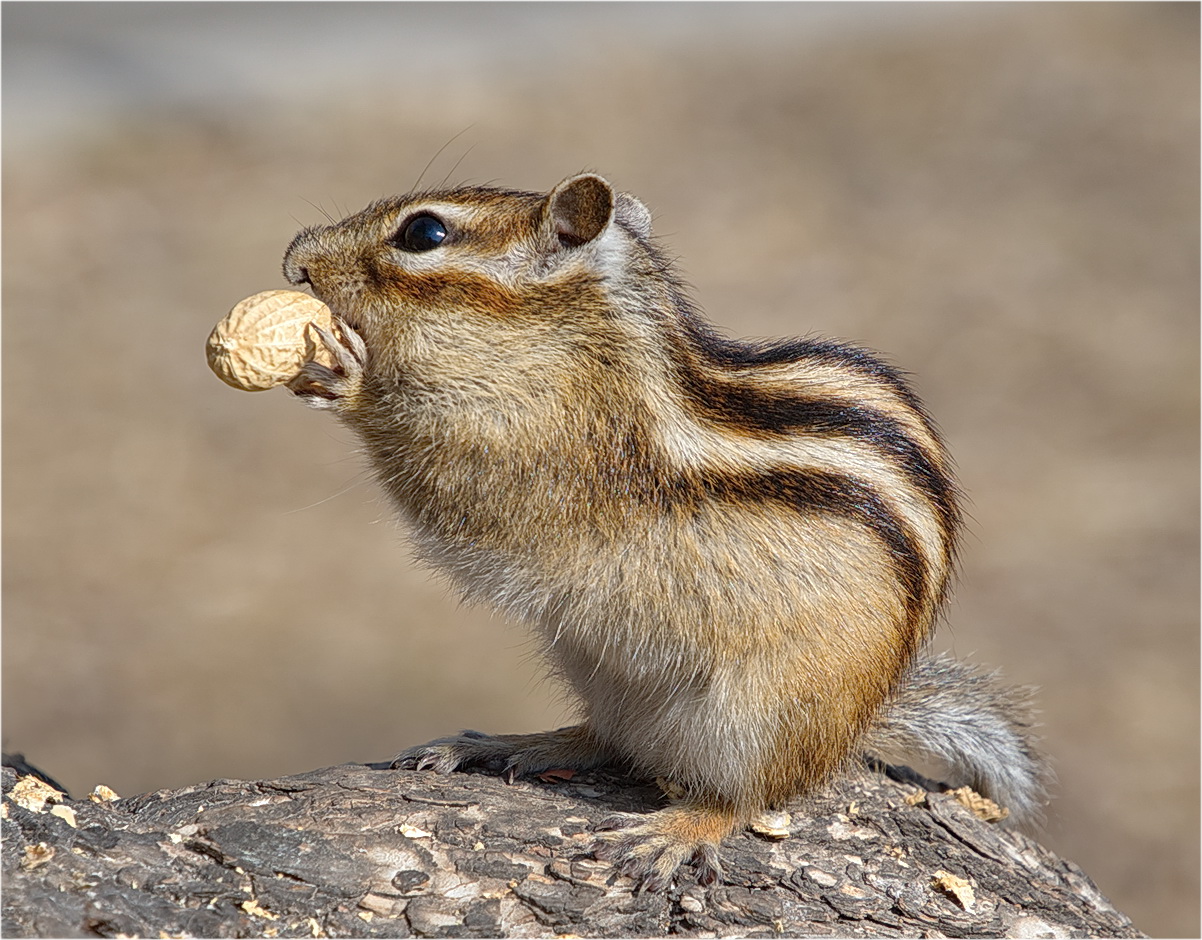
left=394, top=214, right=448, bottom=252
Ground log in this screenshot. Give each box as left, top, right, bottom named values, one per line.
left=1, top=754, right=1141, bottom=938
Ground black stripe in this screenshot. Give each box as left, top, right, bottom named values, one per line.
left=659, top=467, right=930, bottom=631
left=680, top=313, right=928, bottom=415
left=673, top=357, right=960, bottom=546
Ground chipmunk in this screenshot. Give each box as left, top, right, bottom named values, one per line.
left=281, top=173, right=1046, bottom=889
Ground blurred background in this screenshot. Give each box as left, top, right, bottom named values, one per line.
left=3, top=3, right=1196, bottom=935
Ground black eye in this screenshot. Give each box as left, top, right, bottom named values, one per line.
left=394, top=214, right=447, bottom=252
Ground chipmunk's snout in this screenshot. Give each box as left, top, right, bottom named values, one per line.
left=285, top=264, right=310, bottom=287
left=282, top=227, right=323, bottom=287
left=283, top=223, right=375, bottom=300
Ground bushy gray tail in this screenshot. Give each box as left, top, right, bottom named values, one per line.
left=866, top=654, right=1050, bottom=825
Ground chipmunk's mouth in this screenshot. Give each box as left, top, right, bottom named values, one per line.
left=330, top=308, right=362, bottom=333
left=289, top=273, right=368, bottom=340
left=310, top=292, right=363, bottom=335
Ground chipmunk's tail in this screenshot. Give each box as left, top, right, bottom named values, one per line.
left=867, top=653, right=1051, bottom=825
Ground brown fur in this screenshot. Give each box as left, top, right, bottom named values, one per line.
left=279, top=173, right=1037, bottom=888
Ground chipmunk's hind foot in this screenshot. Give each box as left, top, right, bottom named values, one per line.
left=595, top=800, right=739, bottom=891
left=393, top=724, right=609, bottom=783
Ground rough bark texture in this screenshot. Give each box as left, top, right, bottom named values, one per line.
left=1, top=756, right=1141, bottom=938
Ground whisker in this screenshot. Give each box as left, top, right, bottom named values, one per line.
left=411, top=126, right=475, bottom=193
left=438, top=142, right=476, bottom=190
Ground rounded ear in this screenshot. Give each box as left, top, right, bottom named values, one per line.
left=545, top=175, right=615, bottom=248
left=615, top=192, right=653, bottom=239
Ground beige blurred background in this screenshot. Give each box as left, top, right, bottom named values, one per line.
left=3, top=3, right=1196, bottom=935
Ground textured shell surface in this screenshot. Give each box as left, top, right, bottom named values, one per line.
left=207, top=289, right=334, bottom=391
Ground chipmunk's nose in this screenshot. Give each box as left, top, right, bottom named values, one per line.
left=282, top=227, right=322, bottom=286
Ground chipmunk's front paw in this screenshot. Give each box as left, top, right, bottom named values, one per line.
left=594, top=802, right=735, bottom=892
left=288, top=319, right=367, bottom=408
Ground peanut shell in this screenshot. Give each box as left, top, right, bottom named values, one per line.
left=206, top=289, right=337, bottom=391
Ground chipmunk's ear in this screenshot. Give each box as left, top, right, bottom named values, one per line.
left=615, top=192, right=653, bottom=240
left=544, top=175, right=614, bottom=249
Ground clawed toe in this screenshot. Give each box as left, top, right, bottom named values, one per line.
left=391, top=745, right=457, bottom=774
left=595, top=813, right=644, bottom=833
left=312, top=321, right=366, bottom=373
left=288, top=319, right=366, bottom=406
left=691, top=843, right=722, bottom=886
left=391, top=730, right=524, bottom=776
left=592, top=816, right=724, bottom=891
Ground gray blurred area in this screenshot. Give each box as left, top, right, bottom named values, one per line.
left=3, top=3, right=1197, bottom=935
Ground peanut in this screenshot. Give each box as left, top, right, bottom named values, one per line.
left=206, top=290, right=337, bottom=391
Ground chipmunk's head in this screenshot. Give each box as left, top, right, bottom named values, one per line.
left=282, top=175, right=667, bottom=402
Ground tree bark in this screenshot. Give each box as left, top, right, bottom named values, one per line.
left=2, top=755, right=1141, bottom=938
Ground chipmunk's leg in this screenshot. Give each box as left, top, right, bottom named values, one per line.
left=594, top=797, right=741, bottom=891
left=393, top=724, right=614, bottom=783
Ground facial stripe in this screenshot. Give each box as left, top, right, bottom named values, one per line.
left=371, top=266, right=525, bottom=316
